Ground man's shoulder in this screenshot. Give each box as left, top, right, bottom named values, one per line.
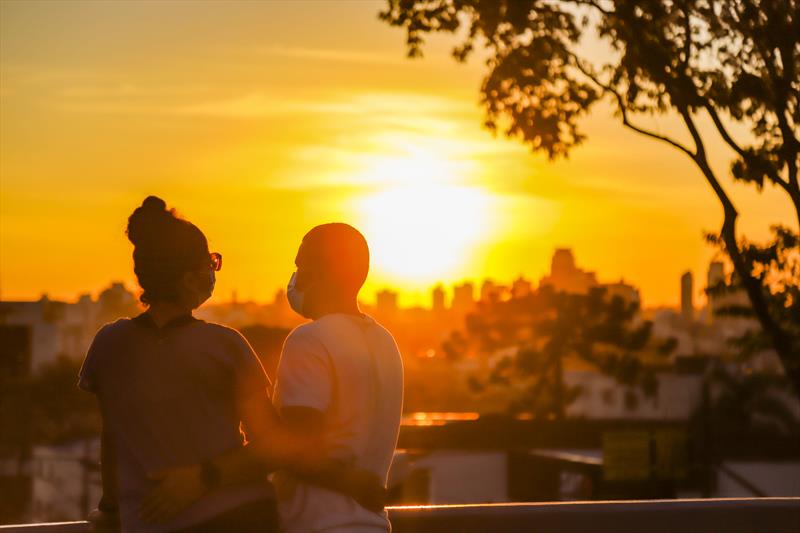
left=284, top=322, right=326, bottom=353
left=364, top=315, right=396, bottom=340
left=355, top=315, right=400, bottom=350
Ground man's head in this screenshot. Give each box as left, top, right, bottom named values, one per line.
left=288, top=223, right=369, bottom=319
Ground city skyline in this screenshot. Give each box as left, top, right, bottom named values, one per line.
left=1, top=246, right=725, bottom=314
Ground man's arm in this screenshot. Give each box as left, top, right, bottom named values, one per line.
left=280, top=405, right=324, bottom=434
left=139, top=331, right=384, bottom=523
left=140, top=397, right=384, bottom=523
left=278, top=405, right=386, bottom=507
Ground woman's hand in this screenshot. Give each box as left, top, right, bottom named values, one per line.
left=87, top=507, right=119, bottom=532
left=139, top=464, right=205, bottom=523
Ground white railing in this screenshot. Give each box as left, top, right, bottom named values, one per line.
left=2, top=498, right=800, bottom=533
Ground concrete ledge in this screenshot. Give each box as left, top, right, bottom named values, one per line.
left=2, top=498, right=799, bottom=533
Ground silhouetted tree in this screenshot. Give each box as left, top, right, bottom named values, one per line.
left=96, top=283, right=141, bottom=327
left=28, top=356, right=100, bottom=444
left=380, top=0, right=800, bottom=394
left=448, top=286, right=672, bottom=418
left=701, top=226, right=800, bottom=432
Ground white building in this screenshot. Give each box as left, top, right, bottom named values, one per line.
left=0, top=282, right=138, bottom=371
left=30, top=439, right=101, bottom=523
left=565, top=371, right=704, bottom=420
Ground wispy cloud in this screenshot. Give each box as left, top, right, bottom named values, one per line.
left=176, top=91, right=470, bottom=119
left=245, top=45, right=410, bottom=66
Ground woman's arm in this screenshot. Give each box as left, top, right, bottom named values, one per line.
left=99, top=419, right=120, bottom=511
left=88, top=402, right=120, bottom=531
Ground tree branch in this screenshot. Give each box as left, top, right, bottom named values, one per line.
left=704, top=105, right=744, bottom=157
left=679, top=106, right=706, bottom=160
left=570, top=56, right=697, bottom=159
left=560, top=0, right=611, bottom=15
left=704, top=90, right=799, bottom=230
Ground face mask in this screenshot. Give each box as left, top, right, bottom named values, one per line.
left=191, top=269, right=215, bottom=308
left=207, top=270, right=216, bottom=297
left=287, top=272, right=307, bottom=317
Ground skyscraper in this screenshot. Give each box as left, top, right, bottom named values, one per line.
left=539, top=248, right=597, bottom=294
left=480, top=279, right=499, bottom=303
left=681, top=271, right=694, bottom=322
left=376, top=289, right=399, bottom=318
left=432, top=284, right=446, bottom=313
left=707, top=261, right=725, bottom=319
left=452, top=282, right=475, bottom=313
left=512, top=276, right=532, bottom=299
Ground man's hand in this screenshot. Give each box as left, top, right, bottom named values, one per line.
left=300, top=462, right=386, bottom=513
left=140, top=464, right=205, bottom=524
left=341, top=467, right=387, bottom=513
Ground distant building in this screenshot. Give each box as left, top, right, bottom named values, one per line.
left=707, top=261, right=725, bottom=320
left=0, top=282, right=139, bottom=371
left=602, top=280, right=640, bottom=307
left=376, top=289, right=399, bottom=318
left=452, top=282, right=475, bottom=313
left=0, top=298, right=63, bottom=371
left=30, top=439, right=101, bottom=522
left=480, top=280, right=495, bottom=303
left=511, top=277, right=532, bottom=299
left=431, top=285, right=446, bottom=313
left=707, top=261, right=725, bottom=287
left=480, top=280, right=503, bottom=303
left=0, top=323, right=32, bottom=382
left=565, top=369, right=704, bottom=420
left=681, top=271, right=694, bottom=322
left=539, top=249, right=597, bottom=294
left=704, top=261, right=755, bottom=336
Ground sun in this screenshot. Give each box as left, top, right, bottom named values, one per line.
left=357, top=184, right=492, bottom=283
left=355, top=181, right=493, bottom=285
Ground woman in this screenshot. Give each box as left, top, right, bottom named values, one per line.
left=80, top=197, right=378, bottom=533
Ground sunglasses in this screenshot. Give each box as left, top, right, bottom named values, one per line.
left=210, top=252, right=223, bottom=272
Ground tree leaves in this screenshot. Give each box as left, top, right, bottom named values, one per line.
left=447, top=285, right=673, bottom=418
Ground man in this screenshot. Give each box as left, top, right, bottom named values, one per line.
left=276, top=223, right=404, bottom=532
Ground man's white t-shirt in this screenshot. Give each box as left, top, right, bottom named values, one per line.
left=272, top=313, right=404, bottom=533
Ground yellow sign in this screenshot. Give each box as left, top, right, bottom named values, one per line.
left=603, top=429, right=688, bottom=481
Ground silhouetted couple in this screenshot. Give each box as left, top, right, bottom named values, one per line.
left=79, top=196, right=404, bottom=533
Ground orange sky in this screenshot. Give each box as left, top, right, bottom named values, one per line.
left=0, top=0, right=795, bottom=308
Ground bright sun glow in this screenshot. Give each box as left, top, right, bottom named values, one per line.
left=357, top=184, right=492, bottom=283
left=352, top=143, right=495, bottom=285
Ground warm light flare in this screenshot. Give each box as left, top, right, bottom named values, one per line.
left=356, top=183, right=493, bottom=284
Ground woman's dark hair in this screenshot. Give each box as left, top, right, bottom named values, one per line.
left=126, top=196, right=210, bottom=305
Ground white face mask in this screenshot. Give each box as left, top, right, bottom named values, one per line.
left=286, top=272, right=307, bottom=317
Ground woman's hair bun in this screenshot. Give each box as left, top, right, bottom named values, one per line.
left=125, top=196, right=210, bottom=304
left=141, top=195, right=167, bottom=212
left=127, top=195, right=174, bottom=247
